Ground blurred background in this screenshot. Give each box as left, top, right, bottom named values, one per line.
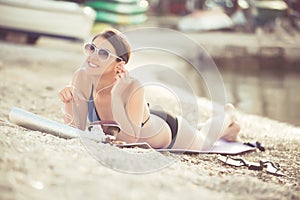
left=0, top=0, right=299, bottom=126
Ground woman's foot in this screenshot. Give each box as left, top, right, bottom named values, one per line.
left=225, top=103, right=238, bottom=123
left=197, top=104, right=237, bottom=130
left=220, top=122, right=241, bottom=142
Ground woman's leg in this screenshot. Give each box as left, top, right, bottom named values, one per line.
left=138, top=114, right=172, bottom=149
left=199, top=103, right=241, bottom=142
left=172, top=104, right=240, bottom=151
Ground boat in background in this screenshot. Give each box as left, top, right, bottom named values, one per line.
left=254, top=0, right=288, bottom=25
left=0, top=0, right=96, bottom=44
left=178, top=9, right=234, bottom=32
left=85, top=0, right=149, bottom=25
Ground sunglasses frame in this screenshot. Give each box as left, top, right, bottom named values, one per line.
left=83, top=43, right=123, bottom=62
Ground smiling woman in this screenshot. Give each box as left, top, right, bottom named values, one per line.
left=59, top=28, right=242, bottom=150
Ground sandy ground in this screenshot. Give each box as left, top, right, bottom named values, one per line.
left=0, top=39, right=300, bottom=200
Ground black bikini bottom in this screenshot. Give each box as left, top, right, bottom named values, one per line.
left=150, top=110, right=178, bottom=149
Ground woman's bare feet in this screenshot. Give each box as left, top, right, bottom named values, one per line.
left=197, top=103, right=241, bottom=143
left=221, top=104, right=241, bottom=142
left=225, top=103, right=238, bottom=122
left=220, top=122, right=241, bottom=142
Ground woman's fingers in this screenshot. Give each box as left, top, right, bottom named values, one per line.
left=59, top=92, right=65, bottom=102
left=59, top=86, right=73, bottom=103
left=115, top=64, right=127, bottom=74
left=59, top=92, right=69, bottom=103
left=113, top=64, right=129, bottom=83
left=114, top=69, right=126, bottom=80
left=114, top=75, right=123, bottom=81
left=65, top=89, right=73, bottom=102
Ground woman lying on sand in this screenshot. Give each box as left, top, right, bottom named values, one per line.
left=59, top=28, right=241, bottom=150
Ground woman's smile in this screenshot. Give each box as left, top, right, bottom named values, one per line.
left=87, top=61, right=99, bottom=68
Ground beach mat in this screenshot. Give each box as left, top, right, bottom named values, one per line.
left=117, top=139, right=257, bottom=155
left=9, top=107, right=256, bottom=155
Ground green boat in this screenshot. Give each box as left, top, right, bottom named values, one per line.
left=86, top=0, right=148, bottom=14
left=97, top=0, right=139, bottom=4
left=85, top=0, right=148, bottom=24
left=95, top=10, right=147, bottom=24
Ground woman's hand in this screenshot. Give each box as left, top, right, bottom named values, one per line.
left=59, top=85, right=74, bottom=103
left=112, top=65, right=131, bottom=96
left=114, top=64, right=127, bottom=81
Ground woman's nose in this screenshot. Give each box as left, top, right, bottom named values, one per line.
left=89, top=51, right=98, bottom=61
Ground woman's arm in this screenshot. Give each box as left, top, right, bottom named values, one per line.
left=60, top=68, right=92, bottom=130
left=111, top=78, right=145, bottom=143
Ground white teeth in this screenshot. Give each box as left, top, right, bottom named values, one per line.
left=88, top=62, right=98, bottom=68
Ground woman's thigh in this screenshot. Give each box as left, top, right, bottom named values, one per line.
left=171, top=117, right=208, bottom=150
left=138, top=114, right=172, bottom=149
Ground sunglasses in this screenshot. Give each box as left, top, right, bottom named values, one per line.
left=83, top=43, right=123, bottom=62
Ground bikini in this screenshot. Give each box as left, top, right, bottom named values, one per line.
left=87, top=87, right=178, bottom=148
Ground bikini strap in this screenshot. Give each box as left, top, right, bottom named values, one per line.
left=141, top=115, right=150, bottom=127
left=90, top=84, right=101, bottom=121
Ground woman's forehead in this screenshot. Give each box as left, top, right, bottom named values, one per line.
left=93, top=36, right=116, bottom=52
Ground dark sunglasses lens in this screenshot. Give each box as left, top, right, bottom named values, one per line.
left=98, top=49, right=109, bottom=60
left=84, top=44, right=95, bottom=55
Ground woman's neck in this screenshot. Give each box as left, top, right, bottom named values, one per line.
left=96, top=74, right=115, bottom=93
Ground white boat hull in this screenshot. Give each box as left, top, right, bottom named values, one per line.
left=0, top=0, right=96, bottom=41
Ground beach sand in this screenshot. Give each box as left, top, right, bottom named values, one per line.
left=0, top=39, right=299, bottom=200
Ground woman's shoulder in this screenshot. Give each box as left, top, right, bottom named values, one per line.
left=118, top=76, right=144, bottom=98
left=122, top=77, right=145, bottom=103
left=128, top=77, right=144, bottom=92
left=129, top=76, right=141, bottom=86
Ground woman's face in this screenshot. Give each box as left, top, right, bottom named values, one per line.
left=85, top=36, right=120, bottom=77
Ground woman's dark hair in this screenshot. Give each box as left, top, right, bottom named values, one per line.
left=92, top=29, right=131, bottom=64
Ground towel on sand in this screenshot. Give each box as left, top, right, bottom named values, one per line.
left=117, top=139, right=256, bottom=155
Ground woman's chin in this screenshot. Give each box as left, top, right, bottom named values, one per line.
left=86, top=66, right=104, bottom=76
